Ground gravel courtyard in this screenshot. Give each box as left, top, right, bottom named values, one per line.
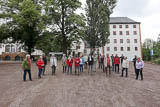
left=0, top=61, right=160, bottom=107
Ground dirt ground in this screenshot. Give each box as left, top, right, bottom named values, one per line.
left=0, top=61, right=160, bottom=107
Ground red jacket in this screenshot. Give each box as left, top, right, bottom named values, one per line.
left=114, top=57, right=120, bottom=64
left=67, top=58, right=73, bottom=67
left=74, top=58, right=80, bottom=67
left=37, top=59, right=44, bottom=69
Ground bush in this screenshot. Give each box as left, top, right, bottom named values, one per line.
left=154, top=58, right=160, bottom=65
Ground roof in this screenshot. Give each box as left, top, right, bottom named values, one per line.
left=109, top=17, right=140, bottom=24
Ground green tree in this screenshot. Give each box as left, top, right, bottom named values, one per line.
left=0, top=0, right=47, bottom=55
left=45, top=0, right=85, bottom=54
left=85, top=0, right=116, bottom=53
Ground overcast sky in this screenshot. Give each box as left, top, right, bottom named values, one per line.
left=78, top=0, right=160, bottom=42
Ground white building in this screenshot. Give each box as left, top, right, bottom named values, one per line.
left=72, top=17, right=142, bottom=61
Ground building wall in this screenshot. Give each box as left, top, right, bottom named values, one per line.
left=104, top=24, right=142, bottom=61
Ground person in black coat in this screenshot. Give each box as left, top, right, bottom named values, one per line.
left=42, top=55, right=47, bottom=75
left=88, top=54, right=94, bottom=75
left=133, top=55, right=137, bottom=75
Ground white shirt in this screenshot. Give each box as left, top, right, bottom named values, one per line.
left=50, top=57, right=57, bottom=67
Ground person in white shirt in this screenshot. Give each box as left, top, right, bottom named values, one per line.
left=50, top=54, right=57, bottom=75
left=121, top=57, right=129, bottom=77
left=136, top=57, right=144, bottom=80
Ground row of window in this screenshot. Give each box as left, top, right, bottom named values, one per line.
left=107, top=47, right=138, bottom=51
left=112, top=24, right=137, bottom=29
left=108, top=39, right=138, bottom=44
left=112, top=31, right=137, bottom=35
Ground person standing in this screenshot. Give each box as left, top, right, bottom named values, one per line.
left=101, top=55, right=105, bottom=72
left=22, top=54, right=32, bottom=81
left=93, top=54, right=97, bottom=72
left=84, top=54, right=88, bottom=69
left=42, top=54, right=47, bottom=75
left=67, top=55, right=73, bottom=74
left=133, top=55, right=137, bottom=75
left=98, top=54, right=101, bottom=69
left=87, top=54, right=94, bottom=75
left=135, top=57, right=144, bottom=80
left=37, top=56, right=44, bottom=78
left=104, top=54, right=112, bottom=76
left=80, top=54, right=85, bottom=73
left=121, top=57, right=129, bottom=77
left=114, top=54, right=120, bottom=73
left=120, top=54, right=124, bottom=66
left=110, top=54, right=114, bottom=72
left=50, top=54, right=57, bottom=75
left=62, top=54, right=67, bottom=73
left=74, top=55, right=80, bottom=75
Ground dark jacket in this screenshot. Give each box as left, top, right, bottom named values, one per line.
left=43, top=57, right=47, bottom=65
left=88, top=56, right=94, bottom=65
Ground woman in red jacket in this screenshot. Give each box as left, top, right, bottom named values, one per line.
left=74, top=55, right=80, bottom=75
left=37, top=56, right=44, bottom=78
left=67, top=55, right=73, bottom=74
left=114, top=54, right=120, bottom=73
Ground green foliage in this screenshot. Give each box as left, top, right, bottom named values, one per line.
left=142, top=47, right=151, bottom=61
left=46, top=0, right=86, bottom=54
left=0, top=0, right=47, bottom=54
left=36, top=32, right=61, bottom=55
left=85, top=0, right=117, bottom=49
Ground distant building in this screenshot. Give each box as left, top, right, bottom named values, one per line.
left=71, top=17, right=142, bottom=61
left=143, top=38, right=155, bottom=49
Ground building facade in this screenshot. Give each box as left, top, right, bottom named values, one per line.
left=72, top=17, right=142, bottom=61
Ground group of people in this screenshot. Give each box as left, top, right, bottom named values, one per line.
left=22, top=53, right=144, bottom=82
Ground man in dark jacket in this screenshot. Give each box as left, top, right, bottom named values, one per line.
left=110, top=54, right=114, bottom=72
left=133, top=55, right=137, bottom=75
left=88, top=54, right=94, bottom=75
left=42, top=54, right=47, bottom=75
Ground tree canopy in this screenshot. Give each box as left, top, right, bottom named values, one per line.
left=85, top=0, right=116, bottom=50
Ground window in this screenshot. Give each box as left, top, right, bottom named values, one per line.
left=133, top=31, right=137, bottom=35
left=107, top=47, right=110, bottom=51
left=5, top=45, right=10, bottom=52
left=113, top=31, right=116, bottom=35
left=120, top=39, right=123, bottom=43
left=133, top=25, right=136, bottom=28
left=119, top=25, right=122, bottom=28
left=119, top=31, right=123, bottom=35
left=135, top=47, right=138, bottom=51
left=126, top=31, right=130, bottom=35
left=127, top=39, right=130, bottom=43
left=125, top=25, right=129, bottom=28
left=113, top=25, right=116, bottom=28
left=121, top=47, right=124, bottom=51
left=127, top=47, right=130, bottom=51
left=134, top=39, right=138, bottom=43
left=114, top=39, right=117, bottom=43
left=114, top=47, right=117, bottom=51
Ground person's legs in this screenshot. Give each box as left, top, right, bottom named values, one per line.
left=65, top=66, right=67, bottom=73
left=121, top=68, right=124, bottom=77
left=23, top=70, right=27, bottom=81
left=78, top=66, right=80, bottom=75
left=136, top=69, right=139, bottom=80
left=70, top=66, right=72, bottom=74
left=140, top=69, right=143, bottom=80
left=118, top=64, right=119, bottom=73
left=52, top=66, right=54, bottom=75
left=80, top=65, right=82, bottom=72
left=28, top=69, right=32, bottom=81
left=126, top=68, right=128, bottom=77
left=115, top=64, right=117, bottom=72
left=38, top=69, right=42, bottom=78
left=43, top=65, right=46, bottom=75
left=63, top=66, right=65, bottom=73
left=105, top=67, right=107, bottom=76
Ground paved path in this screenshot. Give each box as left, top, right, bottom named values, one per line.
left=0, top=62, right=160, bottom=107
